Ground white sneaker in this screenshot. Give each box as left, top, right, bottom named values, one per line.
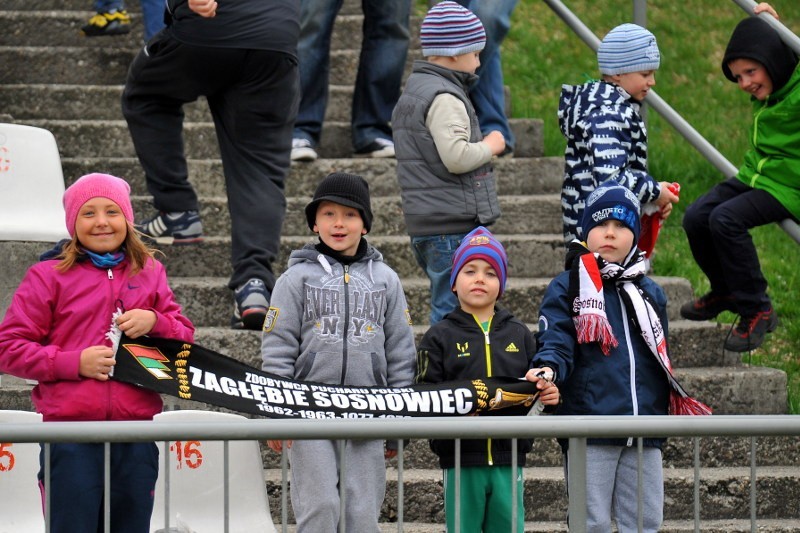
left=354, top=138, right=395, bottom=158
left=291, top=138, right=318, bottom=162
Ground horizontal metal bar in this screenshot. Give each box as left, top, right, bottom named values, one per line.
left=3, top=415, right=800, bottom=443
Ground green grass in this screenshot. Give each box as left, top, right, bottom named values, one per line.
left=500, top=1, right=800, bottom=412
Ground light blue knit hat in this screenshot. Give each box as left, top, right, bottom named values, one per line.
left=597, top=23, right=660, bottom=75
left=420, top=1, right=486, bottom=58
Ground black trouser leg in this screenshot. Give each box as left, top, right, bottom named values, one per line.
left=207, top=50, right=299, bottom=291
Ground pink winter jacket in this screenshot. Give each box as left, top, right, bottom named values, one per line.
left=0, top=257, right=194, bottom=421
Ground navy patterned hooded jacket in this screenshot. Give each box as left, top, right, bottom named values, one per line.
left=558, top=80, right=662, bottom=243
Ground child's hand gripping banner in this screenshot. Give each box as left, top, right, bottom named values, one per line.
left=112, top=335, right=541, bottom=419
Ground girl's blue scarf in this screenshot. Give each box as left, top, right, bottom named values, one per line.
left=84, top=249, right=125, bottom=268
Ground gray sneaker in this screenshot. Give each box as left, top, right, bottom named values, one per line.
left=232, top=279, right=270, bottom=330
left=135, top=210, right=203, bottom=245
left=291, top=138, right=318, bottom=162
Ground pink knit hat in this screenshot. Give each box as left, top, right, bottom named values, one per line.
left=63, top=173, right=134, bottom=237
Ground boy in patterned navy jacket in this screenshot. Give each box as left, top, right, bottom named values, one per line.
left=559, top=23, right=679, bottom=244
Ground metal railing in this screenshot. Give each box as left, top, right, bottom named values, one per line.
left=3, top=415, right=800, bottom=532
left=543, top=0, right=800, bottom=244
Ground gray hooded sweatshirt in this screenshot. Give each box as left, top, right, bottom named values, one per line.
left=261, top=242, right=415, bottom=388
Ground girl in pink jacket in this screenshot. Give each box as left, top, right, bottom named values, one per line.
left=0, top=173, right=194, bottom=533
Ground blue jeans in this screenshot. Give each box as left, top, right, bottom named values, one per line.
left=411, top=233, right=466, bottom=325
left=294, top=0, right=410, bottom=151
left=456, top=0, right=518, bottom=149
left=139, top=0, right=166, bottom=41
left=40, top=442, right=159, bottom=533
left=94, top=0, right=165, bottom=41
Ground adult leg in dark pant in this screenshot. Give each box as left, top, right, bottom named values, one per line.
left=122, top=34, right=201, bottom=214
left=207, top=51, right=299, bottom=293
left=122, top=36, right=300, bottom=328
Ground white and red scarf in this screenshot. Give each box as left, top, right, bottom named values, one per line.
left=567, top=241, right=712, bottom=416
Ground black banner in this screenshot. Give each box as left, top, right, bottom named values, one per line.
left=112, top=335, right=541, bottom=419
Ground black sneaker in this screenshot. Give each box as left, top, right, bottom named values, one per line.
left=232, top=279, right=270, bottom=330
left=81, top=10, right=131, bottom=37
left=679, top=292, right=735, bottom=321
left=723, top=307, right=779, bottom=352
left=135, top=211, right=204, bottom=245
left=354, top=138, right=395, bottom=158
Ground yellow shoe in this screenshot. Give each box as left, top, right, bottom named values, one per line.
left=81, top=10, right=131, bottom=37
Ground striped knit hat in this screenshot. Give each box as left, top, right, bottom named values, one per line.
left=450, top=226, right=508, bottom=297
left=597, top=23, right=660, bottom=75
left=420, top=1, right=486, bottom=58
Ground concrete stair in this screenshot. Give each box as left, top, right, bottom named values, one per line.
left=0, top=1, right=796, bottom=530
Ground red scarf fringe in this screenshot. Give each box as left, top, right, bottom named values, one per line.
left=574, top=314, right=619, bottom=355
left=669, top=390, right=713, bottom=416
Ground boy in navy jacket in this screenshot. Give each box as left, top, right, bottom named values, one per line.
left=528, top=183, right=671, bottom=532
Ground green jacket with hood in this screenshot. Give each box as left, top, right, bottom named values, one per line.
left=737, top=65, right=800, bottom=219
left=723, top=17, right=800, bottom=220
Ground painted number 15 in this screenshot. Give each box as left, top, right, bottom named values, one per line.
left=169, top=440, right=203, bottom=469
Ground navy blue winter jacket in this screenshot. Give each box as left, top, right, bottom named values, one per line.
left=532, top=270, right=670, bottom=450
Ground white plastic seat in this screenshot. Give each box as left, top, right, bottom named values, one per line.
left=0, top=410, right=45, bottom=533
left=0, top=123, right=69, bottom=242
left=150, top=410, right=276, bottom=533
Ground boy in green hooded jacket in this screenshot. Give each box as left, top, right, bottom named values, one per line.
left=681, top=4, right=798, bottom=352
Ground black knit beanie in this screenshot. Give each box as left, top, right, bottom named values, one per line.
left=722, top=17, right=799, bottom=94
left=305, top=172, right=373, bottom=233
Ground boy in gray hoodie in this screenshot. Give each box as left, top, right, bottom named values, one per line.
left=261, top=172, right=416, bottom=532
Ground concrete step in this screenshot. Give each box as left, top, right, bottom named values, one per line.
left=164, top=275, right=695, bottom=327
left=57, top=155, right=565, bottom=197
left=2, top=1, right=144, bottom=11
left=148, top=234, right=568, bottom=280
left=0, top=46, right=136, bottom=85
left=260, top=466, right=800, bottom=523
left=177, top=320, right=734, bottom=372
left=1, top=84, right=349, bottom=123
left=12, top=117, right=543, bottom=159
left=0, top=46, right=412, bottom=91
left=0, top=11, right=423, bottom=52
left=126, top=194, right=563, bottom=239
left=119, top=274, right=702, bottom=330
left=1, top=81, right=509, bottom=131
left=0, top=234, right=567, bottom=279
left=0, top=11, right=149, bottom=48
